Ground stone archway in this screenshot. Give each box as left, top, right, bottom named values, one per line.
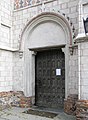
left=20, top=12, right=72, bottom=106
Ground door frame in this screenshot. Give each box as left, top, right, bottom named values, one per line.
left=29, top=45, right=68, bottom=106
left=19, top=12, right=72, bottom=103
left=34, top=48, right=65, bottom=108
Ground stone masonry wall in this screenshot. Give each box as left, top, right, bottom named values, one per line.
left=13, top=0, right=79, bottom=96
left=68, top=47, right=78, bottom=95
left=0, top=0, right=14, bottom=92
left=75, top=32, right=88, bottom=118
left=12, top=52, right=24, bottom=92
left=78, top=42, right=88, bottom=100
left=78, top=1, right=88, bottom=34
left=0, top=50, right=13, bottom=91
left=13, top=0, right=79, bottom=49
left=0, top=0, right=14, bottom=47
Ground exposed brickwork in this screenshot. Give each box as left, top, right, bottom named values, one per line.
left=64, top=94, right=78, bottom=115
left=76, top=100, right=88, bottom=120
left=0, top=91, right=31, bottom=110
left=65, top=98, right=88, bottom=120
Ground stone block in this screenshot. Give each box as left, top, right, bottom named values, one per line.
left=82, top=49, right=88, bottom=56
left=83, top=4, right=88, bottom=14
left=45, top=2, right=53, bottom=8
left=71, top=6, right=77, bottom=13
left=52, top=1, right=58, bottom=6
left=59, top=0, right=69, bottom=4
left=61, top=3, right=67, bottom=9
left=60, top=8, right=70, bottom=14
left=81, top=43, right=88, bottom=49
left=68, top=1, right=78, bottom=8
left=69, top=13, right=78, bottom=19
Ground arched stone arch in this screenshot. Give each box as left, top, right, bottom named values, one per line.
left=20, top=12, right=73, bottom=103
left=19, top=12, right=73, bottom=51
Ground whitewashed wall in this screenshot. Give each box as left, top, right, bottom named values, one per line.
left=0, top=0, right=88, bottom=100
left=68, top=47, right=78, bottom=95
left=75, top=1, right=88, bottom=100
left=12, top=0, right=79, bottom=97
left=79, top=42, right=88, bottom=99
left=0, top=50, right=13, bottom=91
left=0, top=0, right=14, bottom=91
left=13, top=0, right=79, bottom=48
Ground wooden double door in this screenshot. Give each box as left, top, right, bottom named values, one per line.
left=35, top=48, right=65, bottom=109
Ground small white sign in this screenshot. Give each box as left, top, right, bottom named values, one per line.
left=56, top=69, right=61, bottom=76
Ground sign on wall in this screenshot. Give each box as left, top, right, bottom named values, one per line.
left=56, top=69, right=61, bottom=76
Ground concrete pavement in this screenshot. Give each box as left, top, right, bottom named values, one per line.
left=0, top=107, right=76, bottom=120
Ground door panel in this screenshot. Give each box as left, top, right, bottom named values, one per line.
left=35, top=49, right=65, bottom=109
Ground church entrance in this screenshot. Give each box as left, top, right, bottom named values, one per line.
left=35, top=48, right=65, bottom=109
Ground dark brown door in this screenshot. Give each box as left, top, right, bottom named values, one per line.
left=35, top=48, right=65, bottom=109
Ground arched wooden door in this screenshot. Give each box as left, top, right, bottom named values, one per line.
left=35, top=48, right=65, bottom=109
